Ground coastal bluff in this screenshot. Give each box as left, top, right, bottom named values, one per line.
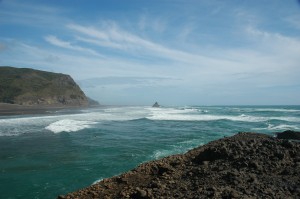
left=59, top=131, right=300, bottom=198
left=0, top=66, right=89, bottom=107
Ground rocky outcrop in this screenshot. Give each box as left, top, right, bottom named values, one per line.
left=277, top=130, right=300, bottom=140
left=0, top=66, right=89, bottom=107
left=58, top=132, right=300, bottom=198
left=152, top=102, right=160, bottom=107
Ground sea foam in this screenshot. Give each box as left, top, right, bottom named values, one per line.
left=253, top=124, right=300, bottom=131
left=45, top=119, right=97, bottom=133
left=146, top=107, right=300, bottom=123
left=151, top=138, right=204, bottom=160
left=146, top=113, right=266, bottom=122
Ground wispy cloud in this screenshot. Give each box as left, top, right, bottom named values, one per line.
left=138, top=14, right=167, bottom=33
left=0, top=0, right=67, bottom=27
left=0, top=39, right=181, bottom=80
left=67, top=22, right=236, bottom=69
left=1, top=0, right=300, bottom=104
left=78, top=76, right=179, bottom=89
left=67, top=23, right=158, bottom=51
left=44, top=35, right=102, bottom=57
left=3, top=19, right=300, bottom=89
left=285, top=14, right=300, bottom=30
left=245, top=26, right=300, bottom=66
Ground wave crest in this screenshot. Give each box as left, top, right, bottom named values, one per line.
left=45, top=119, right=97, bottom=133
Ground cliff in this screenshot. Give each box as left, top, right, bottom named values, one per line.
left=0, top=66, right=89, bottom=107
left=59, top=131, right=300, bottom=198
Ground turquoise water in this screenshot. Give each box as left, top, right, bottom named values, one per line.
left=0, top=105, right=300, bottom=199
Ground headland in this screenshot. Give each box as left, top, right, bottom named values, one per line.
left=0, top=66, right=99, bottom=115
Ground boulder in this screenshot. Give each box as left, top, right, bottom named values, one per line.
left=276, top=130, right=300, bottom=140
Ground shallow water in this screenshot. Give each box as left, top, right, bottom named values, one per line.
left=0, top=105, right=299, bottom=198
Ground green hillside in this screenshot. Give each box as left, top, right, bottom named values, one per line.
left=0, top=66, right=89, bottom=107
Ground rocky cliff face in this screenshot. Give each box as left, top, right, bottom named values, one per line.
left=0, top=66, right=89, bottom=107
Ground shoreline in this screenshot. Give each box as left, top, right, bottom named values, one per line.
left=0, top=103, right=91, bottom=116
left=58, top=131, right=300, bottom=199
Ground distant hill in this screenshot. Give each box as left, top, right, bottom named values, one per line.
left=0, top=66, right=90, bottom=107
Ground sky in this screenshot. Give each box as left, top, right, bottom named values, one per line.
left=0, top=0, right=300, bottom=106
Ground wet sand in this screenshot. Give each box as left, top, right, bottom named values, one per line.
left=0, top=103, right=70, bottom=116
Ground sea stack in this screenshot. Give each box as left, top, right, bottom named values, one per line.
left=152, top=102, right=160, bottom=107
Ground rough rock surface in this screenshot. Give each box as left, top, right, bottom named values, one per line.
left=58, top=132, right=300, bottom=199
left=277, top=130, right=300, bottom=140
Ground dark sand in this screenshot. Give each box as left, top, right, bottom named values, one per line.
left=0, top=103, right=74, bottom=116
left=58, top=132, right=300, bottom=199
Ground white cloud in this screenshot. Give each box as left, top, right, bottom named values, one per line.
left=1, top=1, right=300, bottom=105
left=285, top=14, right=300, bottom=30
left=244, top=26, right=300, bottom=67
left=0, top=39, right=181, bottom=80
left=44, top=35, right=103, bottom=57
left=0, top=0, right=67, bottom=27
left=138, top=14, right=167, bottom=33
left=67, top=23, right=155, bottom=50
left=45, top=35, right=73, bottom=48
left=4, top=20, right=300, bottom=92
left=67, top=22, right=238, bottom=70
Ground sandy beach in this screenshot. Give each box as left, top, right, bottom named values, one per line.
left=0, top=103, right=70, bottom=116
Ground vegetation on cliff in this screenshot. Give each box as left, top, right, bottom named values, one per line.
left=0, top=66, right=89, bottom=107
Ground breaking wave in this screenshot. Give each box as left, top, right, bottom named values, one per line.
left=1, top=106, right=299, bottom=136
left=146, top=110, right=300, bottom=123
left=253, top=124, right=300, bottom=131
left=45, top=119, right=98, bottom=133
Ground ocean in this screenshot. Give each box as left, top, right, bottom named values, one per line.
left=0, top=105, right=300, bottom=199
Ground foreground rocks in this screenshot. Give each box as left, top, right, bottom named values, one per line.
left=59, top=132, right=300, bottom=198
left=277, top=130, right=300, bottom=140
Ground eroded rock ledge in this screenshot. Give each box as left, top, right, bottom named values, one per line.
left=58, top=131, right=300, bottom=199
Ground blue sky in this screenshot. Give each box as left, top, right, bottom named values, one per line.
left=0, top=0, right=300, bottom=105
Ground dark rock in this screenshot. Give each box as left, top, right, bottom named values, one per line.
left=277, top=130, right=300, bottom=140
left=133, top=187, right=147, bottom=198
left=152, top=102, right=160, bottom=107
